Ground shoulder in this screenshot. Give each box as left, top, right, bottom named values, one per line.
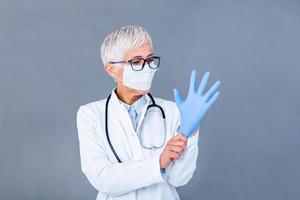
left=76, top=98, right=107, bottom=120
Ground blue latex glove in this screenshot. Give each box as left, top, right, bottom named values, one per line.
left=173, top=70, right=221, bottom=138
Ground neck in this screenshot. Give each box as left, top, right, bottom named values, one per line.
left=115, top=86, right=143, bottom=105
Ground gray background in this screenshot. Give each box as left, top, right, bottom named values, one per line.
left=1, top=0, right=300, bottom=199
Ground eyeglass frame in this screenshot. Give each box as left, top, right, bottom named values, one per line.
left=108, top=56, right=161, bottom=71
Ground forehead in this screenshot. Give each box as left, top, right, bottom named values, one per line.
left=124, top=42, right=153, bottom=60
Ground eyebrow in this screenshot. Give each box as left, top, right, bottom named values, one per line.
left=130, top=53, right=154, bottom=60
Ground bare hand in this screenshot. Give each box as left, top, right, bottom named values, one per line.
left=159, top=133, right=187, bottom=169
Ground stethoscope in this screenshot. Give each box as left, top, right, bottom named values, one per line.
left=105, top=91, right=166, bottom=163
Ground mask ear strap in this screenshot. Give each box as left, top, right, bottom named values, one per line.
left=113, top=75, right=123, bottom=83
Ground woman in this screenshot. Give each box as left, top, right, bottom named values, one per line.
left=76, top=25, right=220, bottom=200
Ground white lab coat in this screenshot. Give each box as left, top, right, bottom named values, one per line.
left=76, top=89, right=199, bottom=200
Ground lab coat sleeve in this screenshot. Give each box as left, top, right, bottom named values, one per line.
left=76, top=106, right=164, bottom=197
left=165, top=106, right=199, bottom=187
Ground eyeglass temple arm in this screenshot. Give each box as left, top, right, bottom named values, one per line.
left=109, top=61, right=127, bottom=64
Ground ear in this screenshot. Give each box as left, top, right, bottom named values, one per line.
left=104, top=63, right=117, bottom=78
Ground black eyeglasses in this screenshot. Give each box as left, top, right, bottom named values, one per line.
left=109, top=56, right=160, bottom=71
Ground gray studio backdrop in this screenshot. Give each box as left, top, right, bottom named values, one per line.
left=1, top=0, right=300, bottom=200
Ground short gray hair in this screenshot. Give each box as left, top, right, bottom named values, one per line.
left=100, top=25, right=153, bottom=65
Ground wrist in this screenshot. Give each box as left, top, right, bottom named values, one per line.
left=178, top=126, right=189, bottom=138
left=177, top=132, right=188, bottom=140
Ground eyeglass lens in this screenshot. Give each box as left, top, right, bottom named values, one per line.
left=130, top=57, right=160, bottom=71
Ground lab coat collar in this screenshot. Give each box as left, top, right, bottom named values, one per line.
left=117, top=92, right=147, bottom=116
left=109, top=88, right=152, bottom=135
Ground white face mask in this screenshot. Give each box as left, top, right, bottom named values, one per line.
left=114, top=62, right=158, bottom=91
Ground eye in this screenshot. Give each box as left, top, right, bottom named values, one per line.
left=131, top=59, right=143, bottom=65
left=147, top=57, right=154, bottom=63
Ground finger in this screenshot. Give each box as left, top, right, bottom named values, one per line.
left=168, top=145, right=184, bottom=154
left=188, top=70, right=197, bottom=96
left=169, top=151, right=181, bottom=160
left=168, top=140, right=186, bottom=148
left=197, top=72, right=210, bottom=96
left=177, top=136, right=187, bottom=145
left=169, top=138, right=186, bottom=146
left=169, top=149, right=181, bottom=157
left=205, top=91, right=220, bottom=110
left=204, top=80, right=221, bottom=102
left=173, top=88, right=183, bottom=105
left=175, top=133, right=188, bottom=143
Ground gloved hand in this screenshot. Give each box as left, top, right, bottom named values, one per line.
left=173, top=70, right=221, bottom=138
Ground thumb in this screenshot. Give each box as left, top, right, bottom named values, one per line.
left=173, top=88, right=183, bottom=105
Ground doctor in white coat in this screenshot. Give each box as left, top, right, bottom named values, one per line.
left=76, top=25, right=221, bottom=200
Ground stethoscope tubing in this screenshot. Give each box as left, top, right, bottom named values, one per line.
left=105, top=92, right=165, bottom=163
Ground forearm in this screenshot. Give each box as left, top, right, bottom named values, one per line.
left=81, top=150, right=164, bottom=197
